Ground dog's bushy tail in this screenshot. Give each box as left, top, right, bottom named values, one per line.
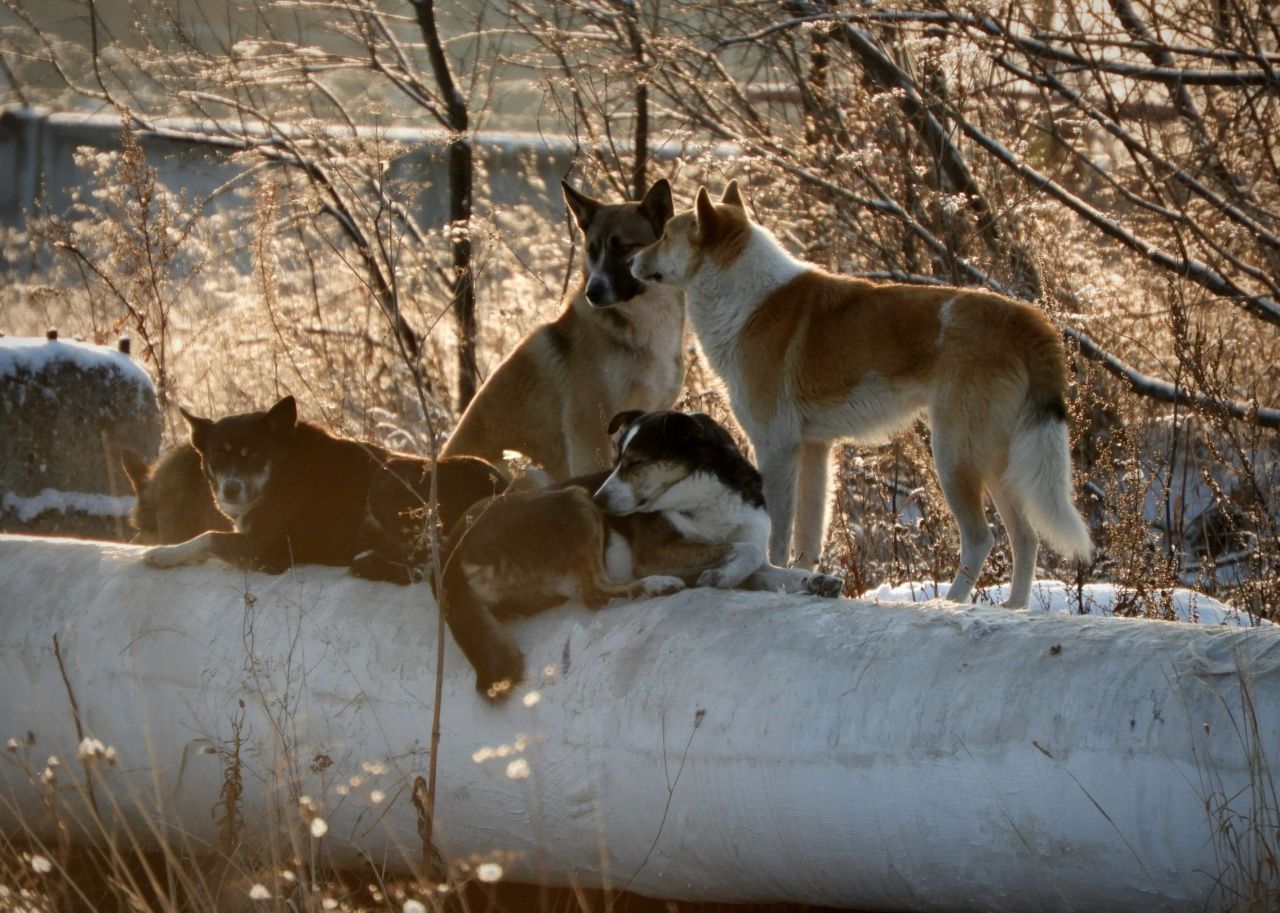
left=440, top=557, right=525, bottom=700
left=1003, top=412, right=1093, bottom=562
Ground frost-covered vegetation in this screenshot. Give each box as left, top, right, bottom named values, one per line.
left=1, top=0, right=1279, bottom=908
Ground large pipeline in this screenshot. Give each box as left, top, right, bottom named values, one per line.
left=0, top=535, right=1277, bottom=911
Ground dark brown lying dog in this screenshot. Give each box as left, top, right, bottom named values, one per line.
left=143, top=396, right=505, bottom=575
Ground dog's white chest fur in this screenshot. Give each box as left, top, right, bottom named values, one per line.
left=655, top=472, right=769, bottom=549
left=684, top=226, right=807, bottom=376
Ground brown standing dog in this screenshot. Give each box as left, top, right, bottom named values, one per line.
left=442, top=179, right=685, bottom=478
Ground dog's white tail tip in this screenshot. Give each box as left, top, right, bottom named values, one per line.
left=1004, top=418, right=1093, bottom=563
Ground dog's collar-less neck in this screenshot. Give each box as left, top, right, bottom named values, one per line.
left=686, top=225, right=808, bottom=308
left=681, top=227, right=807, bottom=371
left=657, top=475, right=762, bottom=545
left=655, top=471, right=745, bottom=514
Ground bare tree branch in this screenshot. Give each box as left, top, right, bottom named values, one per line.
left=411, top=0, right=478, bottom=410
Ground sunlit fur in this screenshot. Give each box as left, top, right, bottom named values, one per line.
left=631, top=183, right=1092, bottom=609
left=442, top=179, right=684, bottom=479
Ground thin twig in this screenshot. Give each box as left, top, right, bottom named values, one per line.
left=52, top=633, right=102, bottom=822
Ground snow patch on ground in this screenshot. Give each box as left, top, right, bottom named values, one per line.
left=860, top=579, right=1265, bottom=627
left=2, top=489, right=135, bottom=521
left=0, top=337, right=154, bottom=392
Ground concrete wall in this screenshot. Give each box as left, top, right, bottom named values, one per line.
left=0, top=105, right=590, bottom=242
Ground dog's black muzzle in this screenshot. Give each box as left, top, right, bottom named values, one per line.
left=586, top=261, right=645, bottom=307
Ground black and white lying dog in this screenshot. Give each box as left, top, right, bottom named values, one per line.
left=442, top=410, right=843, bottom=699
left=594, top=410, right=844, bottom=596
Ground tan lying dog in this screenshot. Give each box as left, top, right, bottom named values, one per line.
left=629, top=182, right=1092, bottom=608
left=442, top=179, right=685, bottom=478
left=122, top=444, right=231, bottom=544
left=441, top=409, right=843, bottom=699
left=440, top=486, right=698, bottom=699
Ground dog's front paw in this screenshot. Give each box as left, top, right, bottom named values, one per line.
left=476, top=645, right=526, bottom=703
left=807, top=573, right=845, bottom=598
left=697, top=568, right=735, bottom=589
left=349, top=551, right=414, bottom=585
left=639, top=575, right=686, bottom=597
left=143, top=544, right=193, bottom=569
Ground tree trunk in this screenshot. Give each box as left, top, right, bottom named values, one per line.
left=413, top=0, right=478, bottom=410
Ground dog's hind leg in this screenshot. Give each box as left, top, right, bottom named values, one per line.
left=579, top=563, right=682, bottom=606
left=580, top=523, right=684, bottom=607
left=934, top=450, right=994, bottom=605
left=582, top=555, right=685, bottom=606
left=632, top=539, right=734, bottom=589
left=792, top=439, right=833, bottom=569
left=697, top=541, right=765, bottom=589
left=441, top=559, right=526, bottom=700
left=988, top=480, right=1040, bottom=609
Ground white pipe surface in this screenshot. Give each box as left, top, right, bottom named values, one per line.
left=0, top=535, right=1277, bottom=912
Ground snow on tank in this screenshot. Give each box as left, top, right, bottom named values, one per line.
left=1, top=332, right=161, bottom=538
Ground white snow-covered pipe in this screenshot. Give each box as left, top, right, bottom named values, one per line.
left=0, top=534, right=1277, bottom=912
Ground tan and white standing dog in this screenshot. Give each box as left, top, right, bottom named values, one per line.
left=629, top=182, right=1092, bottom=608
left=442, top=179, right=685, bottom=479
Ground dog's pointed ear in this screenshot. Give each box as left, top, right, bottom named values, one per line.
left=689, top=412, right=719, bottom=434
left=661, top=411, right=703, bottom=445
left=267, top=395, right=298, bottom=435
left=720, top=180, right=745, bottom=209
left=179, top=406, right=213, bottom=452
left=690, top=412, right=737, bottom=449
left=608, top=410, right=645, bottom=437
left=562, top=181, right=602, bottom=232
left=694, top=186, right=719, bottom=241
left=638, top=178, right=674, bottom=234
left=121, top=449, right=151, bottom=493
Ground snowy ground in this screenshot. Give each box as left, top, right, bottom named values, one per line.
left=860, top=579, right=1266, bottom=627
